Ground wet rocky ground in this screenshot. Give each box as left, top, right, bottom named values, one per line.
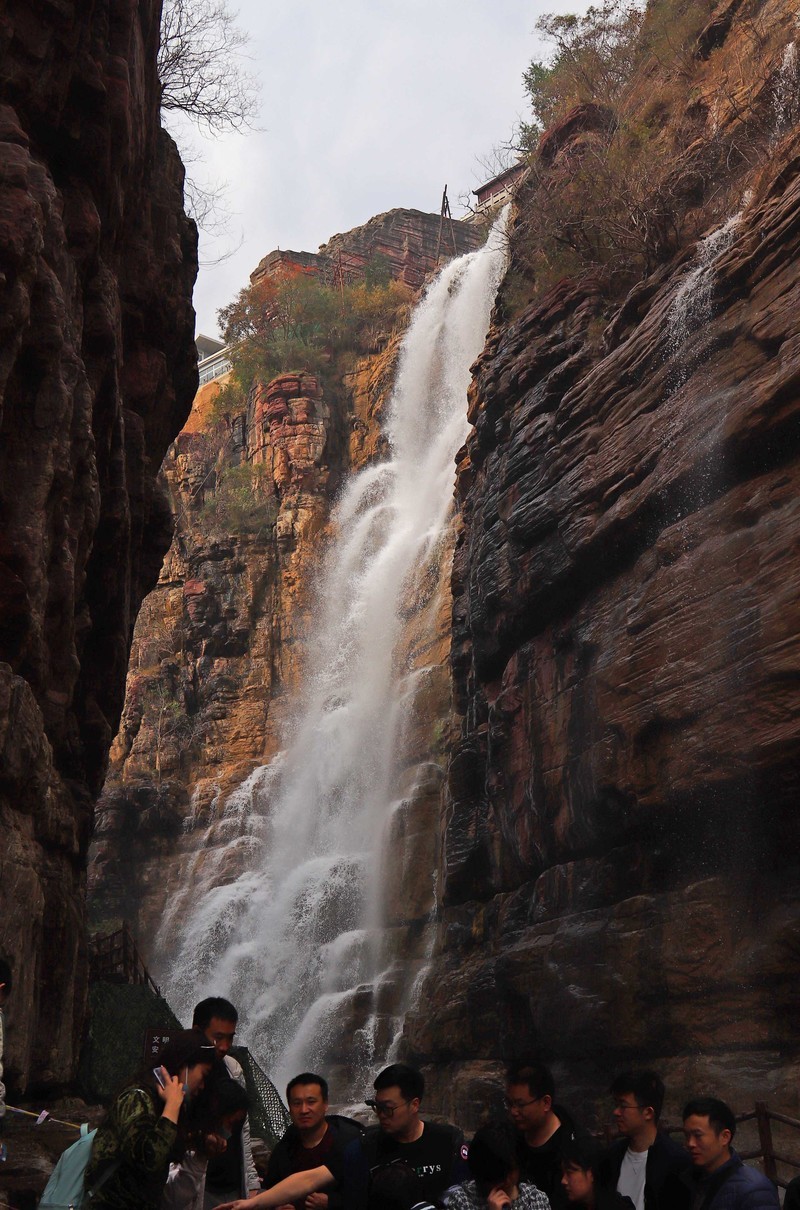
left=0, top=1100, right=104, bottom=1210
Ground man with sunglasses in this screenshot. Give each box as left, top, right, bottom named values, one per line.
left=343, top=1062, right=467, bottom=1209
left=216, top=1064, right=466, bottom=1210
left=505, top=1060, right=580, bottom=1209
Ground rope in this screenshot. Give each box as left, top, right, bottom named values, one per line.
left=6, top=1105, right=83, bottom=1130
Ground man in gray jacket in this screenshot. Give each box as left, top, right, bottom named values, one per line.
left=193, top=997, right=262, bottom=1207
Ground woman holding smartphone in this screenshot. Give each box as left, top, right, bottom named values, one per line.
left=84, top=1030, right=217, bottom=1210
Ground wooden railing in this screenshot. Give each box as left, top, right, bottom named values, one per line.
left=89, top=921, right=160, bottom=996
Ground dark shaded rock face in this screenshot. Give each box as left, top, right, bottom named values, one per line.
left=0, top=0, right=197, bottom=1093
left=406, top=142, right=800, bottom=1125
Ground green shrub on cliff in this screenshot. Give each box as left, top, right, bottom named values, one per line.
left=200, top=462, right=278, bottom=534
left=218, top=268, right=411, bottom=393
left=509, top=0, right=774, bottom=303
left=519, top=0, right=645, bottom=149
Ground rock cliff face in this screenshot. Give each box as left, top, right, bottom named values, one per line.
left=0, top=0, right=197, bottom=1093
left=88, top=323, right=403, bottom=940
left=249, top=208, right=484, bottom=291
left=88, top=0, right=800, bottom=1130
left=405, top=3, right=800, bottom=1125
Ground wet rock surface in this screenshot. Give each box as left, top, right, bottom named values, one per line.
left=88, top=345, right=403, bottom=950
left=0, top=0, right=197, bottom=1095
left=407, top=135, right=800, bottom=1122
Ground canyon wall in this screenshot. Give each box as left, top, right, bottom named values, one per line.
left=86, top=0, right=800, bottom=1131
left=88, top=209, right=476, bottom=947
left=405, top=0, right=800, bottom=1128
left=0, top=0, right=197, bottom=1092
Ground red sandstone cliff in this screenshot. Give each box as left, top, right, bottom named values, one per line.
left=403, top=0, right=800, bottom=1127
left=0, top=0, right=197, bottom=1093
left=86, top=0, right=800, bottom=1132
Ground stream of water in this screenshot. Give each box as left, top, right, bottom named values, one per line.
left=157, top=211, right=509, bottom=1092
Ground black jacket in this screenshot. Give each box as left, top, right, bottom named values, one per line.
left=516, top=1103, right=583, bottom=1210
left=597, top=1130, right=691, bottom=1210
left=595, top=1193, right=636, bottom=1210
left=265, top=1114, right=363, bottom=1210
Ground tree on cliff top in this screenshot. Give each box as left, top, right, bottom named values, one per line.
left=218, top=266, right=411, bottom=391
left=518, top=0, right=644, bottom=150
left=159, top=0, right=259, bottom=134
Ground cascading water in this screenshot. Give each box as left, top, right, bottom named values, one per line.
left=667, top=211, right=742, bottom=355
left=156, top=210, right=509, bottom=1094
left=774, top=40, right=799, bottom=134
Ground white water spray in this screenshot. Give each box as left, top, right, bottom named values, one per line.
left=158, top=212, right=509, bottom=1091
left=667, top=211, right=742, bottom=353
left=774, top=41, right=799, bottom=134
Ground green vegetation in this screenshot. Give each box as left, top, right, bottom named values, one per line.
left=518, top=1, right=645, bottom=150
left=200, top=462, right=279, bottom=534
left=508, top=0, right=785, bottom=306
left=218, top=263, right=412, bottom=393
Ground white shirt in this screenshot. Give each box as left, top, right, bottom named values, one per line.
left=617, top=1145, right=649, bottom=1210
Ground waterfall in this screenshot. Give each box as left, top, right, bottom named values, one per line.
left=157, top=210, right=509, bottom=1093
left=667, top=211, right=742, bottom=356
left=774, top=41, right=799, bottom=134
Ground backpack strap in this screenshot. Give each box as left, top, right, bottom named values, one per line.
left=84, top=1158, right=123, bottom=1202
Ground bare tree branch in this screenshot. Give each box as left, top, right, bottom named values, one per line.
left=158, top=0, right=260, bottom=134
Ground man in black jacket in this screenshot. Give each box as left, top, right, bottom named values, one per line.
left=342, top=1062, right=467, bottom=1209
left=597, top=1071, right=690, bottom=1210
left=505, top=1059, right=581, bottom=1209
left=265, top=1072, right=361, bottom=1210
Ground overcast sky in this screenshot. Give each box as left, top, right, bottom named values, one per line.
left=169, top=1, right=586, bottom=338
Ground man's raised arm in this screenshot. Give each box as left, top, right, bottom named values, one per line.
left=217, top=1165, right=335, bottom=1210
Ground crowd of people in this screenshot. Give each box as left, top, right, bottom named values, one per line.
left=60, top=992, right=788, bottom=1210
left=0, top=977, right=791, bottom=1210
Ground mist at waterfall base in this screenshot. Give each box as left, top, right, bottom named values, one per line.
left=156, top=213, right=509, bottom=1095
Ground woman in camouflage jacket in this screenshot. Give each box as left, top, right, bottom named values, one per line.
left=85, top=1030, right=216, bottom=1210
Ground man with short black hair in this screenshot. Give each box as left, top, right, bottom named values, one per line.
left=505, top=1059, right=580, bottom=1209
left=216, top=1063, right=465, bottom=1210
left=598, top=1071, right=689, bottom=1210
left=664, top=1097, right=778, bottom=1209
left=193, top=997, right=262, bottom=1207
left=265, top=1072, right=361, bottom=1210
left=347, top=1063, right=466, bottom=1210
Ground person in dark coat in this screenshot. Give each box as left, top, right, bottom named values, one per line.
left=264, top=1072, right=362, bottom=1210
left=662, top=1098, right=778, bottom=1210
left=597, top=1071, right=689, bottom=1210
left=85, top=1031, right=217, bottom=1210
left=505, top=1060, right=581, bottom=1210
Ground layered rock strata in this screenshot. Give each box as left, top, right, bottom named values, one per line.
left=251, top=209, right=484, bottom=290
left=0, top=0, right=197, bottom=1093
left=407, top=126, right=800, bottom=1127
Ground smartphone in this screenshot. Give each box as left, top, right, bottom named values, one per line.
left=153, top=1067, right=167, bottom=1088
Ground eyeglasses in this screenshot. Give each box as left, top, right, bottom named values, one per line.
left=366, top=1098, right=409, bottom=1118
left=504, top=1096, right=543, bottom=1111
left=614, top=1100, right=644, bottom=1112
